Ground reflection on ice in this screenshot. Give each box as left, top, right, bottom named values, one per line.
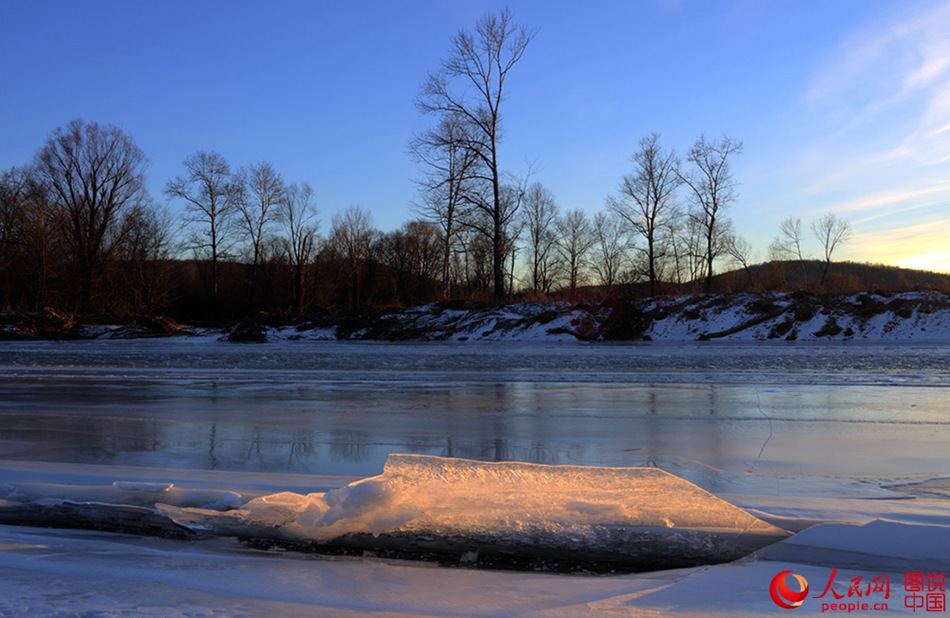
left=3, top=339, right=950, bottom=484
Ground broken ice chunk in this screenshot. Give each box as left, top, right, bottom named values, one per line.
left=112, top=481, right=173, bottom=492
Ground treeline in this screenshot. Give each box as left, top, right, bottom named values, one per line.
left=0, top=120, right=442, bottom=319
left=0, top=118, right=856, bottom=322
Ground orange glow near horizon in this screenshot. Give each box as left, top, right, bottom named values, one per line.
left=894, top=252, right=950, bottom=275
left=842, top=222, right=950, bottom=274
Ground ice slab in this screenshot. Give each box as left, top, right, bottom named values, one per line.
left=1, top=454, right=790, bottom=571
left=169, top=454, right=791, bottom=570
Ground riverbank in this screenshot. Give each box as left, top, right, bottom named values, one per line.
left=5, top=290, right=949, bottom=343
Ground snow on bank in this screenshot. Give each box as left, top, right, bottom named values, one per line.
left=261, top=291, right=950, bottom=343
left=7, top=291, right=950, bottom=343
left=643, top=291, right=950, bottom=342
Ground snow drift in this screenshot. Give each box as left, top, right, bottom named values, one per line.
left=0, top=454, right=790, bottom=571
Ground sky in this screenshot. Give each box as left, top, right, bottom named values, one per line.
left=2, top=0, right=949, bottom=272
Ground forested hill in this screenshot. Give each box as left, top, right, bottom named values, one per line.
left=700, top=260, right=950, bottom=295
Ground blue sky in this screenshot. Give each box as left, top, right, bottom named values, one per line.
left=2, top=0, right=949, bottom=272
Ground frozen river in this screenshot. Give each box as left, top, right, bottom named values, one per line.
left=2, top=339, right=948, bottom=488
left=3, top=338, right=950, bottom=616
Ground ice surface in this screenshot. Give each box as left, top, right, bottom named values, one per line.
left=757, top=519, right=950, bottom=572
left=2, top=338, right=949, bottom=614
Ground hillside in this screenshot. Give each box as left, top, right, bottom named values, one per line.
left=710, top=260, right=950, bottom=294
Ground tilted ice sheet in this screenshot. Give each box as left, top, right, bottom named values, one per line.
left=154, top=454, right=791, bottom=568
left=215, top=454, right=784, bottom=534
left=2, top=454, right=790, bottom=568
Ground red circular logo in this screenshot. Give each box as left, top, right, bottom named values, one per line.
left=770, top=570, right=810, bottom=609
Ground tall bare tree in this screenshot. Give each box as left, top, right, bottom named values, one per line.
left=164, top=151, right=237, bottom=316
left=812, top=212, right=852, bottom=286
left=607, top=133, right=681, bottom=295
left=678, top=134, right=743, bottom=293
left=34, top=119, right=149, bottom=313
left=418, top=8, right=536, bottom=304
left=279, top=181, right=319, bottom=313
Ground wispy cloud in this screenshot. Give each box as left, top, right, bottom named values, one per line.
left=804, top=3, right=950, bottom=171
left=828, top=179, right=950, bottom=219
left=789, top=3, right=950, bottom=270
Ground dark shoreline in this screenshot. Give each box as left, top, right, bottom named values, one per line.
left=4, top=290, right=950, bottom=343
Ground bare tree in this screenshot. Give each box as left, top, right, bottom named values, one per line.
left=0, top=168, right=26, bottom=254
left=458, top=226, right=493, bottom=294
left=409, top=112, right=481, bottom=299
left=769, top=216, right=807, bottom=286
left=520, top=182, right=560, bottom=294
left=7, top=169, right=61, bottom=309
left=114, top=202, right=177, bottom=315
left=374, top=220, right=442, bottom=306
left=0, top=167, right=60, bottom=309
left=591, top=210, right=632, bottom=290
left=723, top=228, right=756, bottom=288
left=501, top=185, right=526, bottom=298
left=327, top=205, right=374, bottom=308
left=556, top=208, right=595, bottom=299
left=0, top=167, right=30, bottom=309
left=403, top=220, right=442, bottom=293
left=164, top=151, right=237, bottom=316
left=279, top=181, right=319, bottom=313
left=34, top=119, right=149, bottom=313
left=668, top=214, right=707, bottom=289
left=678, top=134, right=743, bottom=293
left=418, top=8, right=536, bottom=304
left=235, top=161, right=285, bottom=310
left=812, top=212, right=852, bottom=286
left=607, top=133, right=681, bottom=295
left=375, top=228, right=411, bottom=303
